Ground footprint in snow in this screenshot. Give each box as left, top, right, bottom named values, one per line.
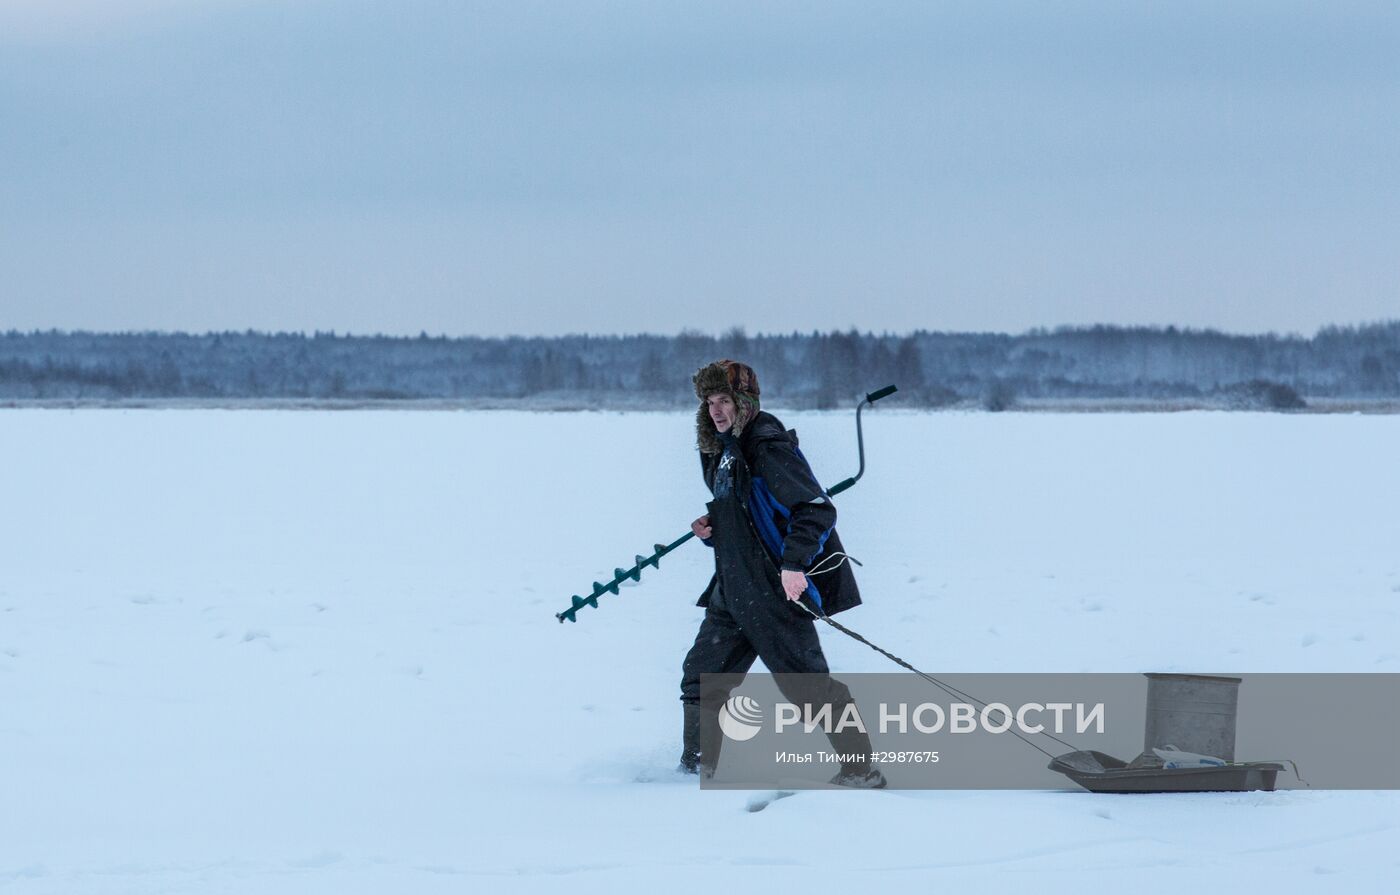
left=1301, top=634, right=1319, bottom=647
left=746, top=790, right=799, bottom=812
left=242, top=630, right=281, bottom=650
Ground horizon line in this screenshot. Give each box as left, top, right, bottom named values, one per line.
left=5, top=320, right=1400, bottom=342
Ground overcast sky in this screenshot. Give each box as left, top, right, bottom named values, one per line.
left=2, top=1, right=1397, bottom=337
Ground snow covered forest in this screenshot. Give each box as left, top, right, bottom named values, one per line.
left=3, top=323, right=1399, bottom=408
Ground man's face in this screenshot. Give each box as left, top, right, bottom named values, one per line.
left=707, top=393, right=738, bottom=433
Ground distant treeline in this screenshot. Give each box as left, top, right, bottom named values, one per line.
left=2, top=323, right=1399, bottom=409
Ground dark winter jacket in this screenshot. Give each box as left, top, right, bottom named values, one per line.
left=696, top=411, right=862, bottom=616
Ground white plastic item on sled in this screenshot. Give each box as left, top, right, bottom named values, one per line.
left=1153, top=746, right=1227, bottom=769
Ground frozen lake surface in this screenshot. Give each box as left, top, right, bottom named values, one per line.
left=2, top=409, right=1397, bottom=893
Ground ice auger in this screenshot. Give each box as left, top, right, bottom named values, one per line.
left=555, top=385, right=896, bottom=623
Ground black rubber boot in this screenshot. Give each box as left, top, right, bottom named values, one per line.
left=829, top=766, right=888, bottom=788
left=823, top=694, right=882, bottom=787
left=678, top=702, right=702, bottom=775
left=696, top=699, right=725, bottom=779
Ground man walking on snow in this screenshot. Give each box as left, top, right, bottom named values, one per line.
left=679, top=359, right=885, bottom=788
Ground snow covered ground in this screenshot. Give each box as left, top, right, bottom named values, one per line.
left=2, top=408, right=1397, bottom=893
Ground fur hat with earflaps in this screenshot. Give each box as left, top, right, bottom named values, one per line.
left=693, top=359, right=760, bottom=454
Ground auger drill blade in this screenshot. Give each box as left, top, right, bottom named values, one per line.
left=555, top=530, right=702, bottom=623
left=616, top=567, right=642, bottom=585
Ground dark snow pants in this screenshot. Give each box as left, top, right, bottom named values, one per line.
left=680, top=495, right=872, bottom=770
left=680, top=585, right=836, bottom=702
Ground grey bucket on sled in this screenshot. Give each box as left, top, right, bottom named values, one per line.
left=1049, top=673, right=1287, bottom=793
left=1143, top=672, right=1241, bottom=760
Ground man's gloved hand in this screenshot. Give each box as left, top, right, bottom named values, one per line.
left=690, top=515, right=712, bottom=539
